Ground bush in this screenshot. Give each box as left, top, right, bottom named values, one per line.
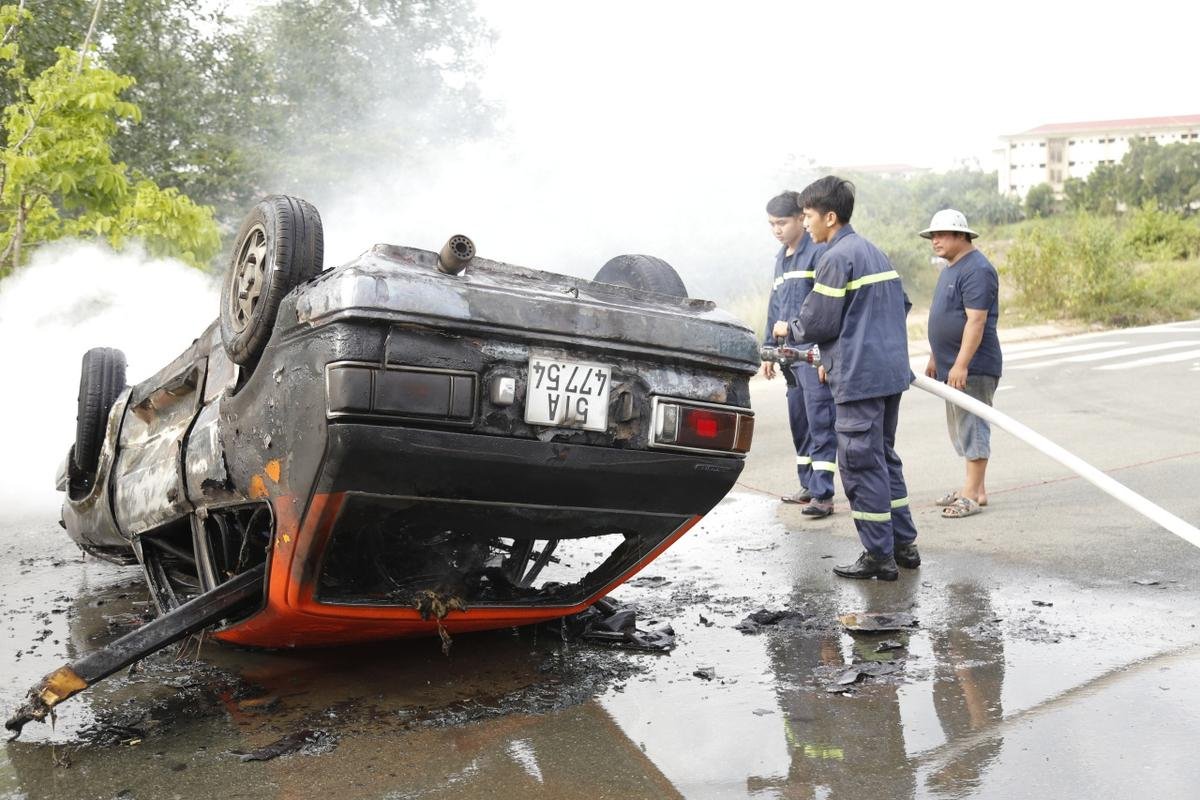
left=1125, top=260, right=1200, bottom=324
left=1122, top=202, right=1200, bottom=261
left=1003, top=214, right=1132, bottom=322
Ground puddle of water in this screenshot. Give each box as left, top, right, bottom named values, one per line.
left=4, top=491, right=1200, bottom=799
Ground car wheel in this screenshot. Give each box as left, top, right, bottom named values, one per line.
left=593, top=254, right=688, bottom=298
left=74, top=347, right=127, bottom=473
left=220, top=195, right=324, bottom=367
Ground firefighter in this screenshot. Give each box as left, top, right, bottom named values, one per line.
left=775, top=175, right=919, bottom=580
left=761, top=191, right=835, bottom=515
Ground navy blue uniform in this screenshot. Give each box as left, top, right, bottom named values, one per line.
left=763, top=233, right=835, bottom=498
left=790, top=225, right=918, bottom=557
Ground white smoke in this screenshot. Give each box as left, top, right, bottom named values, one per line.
left=0, top=242, right=218, bottom=517
left=312, top=136, right=795, bottom=306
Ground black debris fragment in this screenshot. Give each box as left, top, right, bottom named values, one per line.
left=1031, top=600, right=1053, bottom=607
left=693, top=667, right=716, bottom=681
left=559, top=598, right=675, bottom=652
left=234, top=729, right=335, bottom=762
left=837, top=612, right=917, bottom=632
left=822, top=661, right=902, bottom=693
left=1132, top=579, right=1160, bottom=586
left=836, top=668, right=863, bottom=686
left=874, top=640, right=904, bottom=653
left=734, top=608, right=809, bottom=634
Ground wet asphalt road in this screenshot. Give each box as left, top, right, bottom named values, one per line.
left=2, top=320, right=1199, bottom=799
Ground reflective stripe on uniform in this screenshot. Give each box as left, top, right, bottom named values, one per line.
left=772, top=269, right=815, bottom=289
left=812, top=269, right=900, bottom=298
left=812, top=282, right=846, bottom=298
left=812, top=460, right=837, bottom=472
left=846, top=270, right=899, bottom=291
left=890, top=496, right=910, bottom=509
left=796, top=455, right=812, bottom=465
left=851, top=509, right=892, bottom=522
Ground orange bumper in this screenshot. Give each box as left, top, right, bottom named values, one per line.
left=215, top=492, right=702, bottom=648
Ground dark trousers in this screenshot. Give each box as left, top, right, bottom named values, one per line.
left=834, top=393, right=918, bottom=557
left=785, top=367, right=810, bottom=490
left=797, top=364, right=837, bottom=500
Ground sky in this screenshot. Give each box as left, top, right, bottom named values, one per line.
left=309, top=0, right=1197, bottom=300
left=473, top=0, right=1196, bottom=171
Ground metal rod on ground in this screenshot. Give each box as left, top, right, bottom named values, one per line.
left=5, top=562, right=266, bottom=736
left=911, top=374, right=1200, bottom=549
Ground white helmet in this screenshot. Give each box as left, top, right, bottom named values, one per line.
left=920, top=209, right=978, bottom=240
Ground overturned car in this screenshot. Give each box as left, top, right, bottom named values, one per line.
left=9, top=195, right=757, bottom=730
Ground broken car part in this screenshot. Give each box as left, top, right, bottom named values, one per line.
left=6, top=563, right=264, bottom=736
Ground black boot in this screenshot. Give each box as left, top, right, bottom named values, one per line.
left=894, top=542, right=921, bottom=569
left=833, top=551, right=899, bottom=581
left=781, top=487, right=812, bottom=504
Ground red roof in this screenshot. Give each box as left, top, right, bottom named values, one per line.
left=1011, top=115, right=1200, bottom=137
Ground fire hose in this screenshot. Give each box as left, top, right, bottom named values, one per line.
left=761, top=344, right=1200, bottom=548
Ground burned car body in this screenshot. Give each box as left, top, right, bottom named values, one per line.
left=55, top=195, right=758, bottom=651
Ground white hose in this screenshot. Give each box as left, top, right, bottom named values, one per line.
left=911, top=374, right=1200, bottom=549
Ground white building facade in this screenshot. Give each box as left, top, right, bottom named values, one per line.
left=997, top=114, right=1200, bottom=199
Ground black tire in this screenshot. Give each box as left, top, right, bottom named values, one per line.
left=593, top=254, right=688, bottom=298
left=74, top=347, right=127, bottom=473
left=220, top=195, right=324, bottom=367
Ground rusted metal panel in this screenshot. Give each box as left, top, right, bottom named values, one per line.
left=184, top=397, right=244, bottom=505
left=113, top=361, right=208, bottom=536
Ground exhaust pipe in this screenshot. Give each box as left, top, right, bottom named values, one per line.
left=438, top=235, right=475, bottom=275
left=912, top=374, right=1200, bottom=549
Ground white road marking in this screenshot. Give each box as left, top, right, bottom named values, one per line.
left=1009, top=341, right=1200, bottom=370
left=1095, top=348, right=1200, bottom=370
left=1004, top=341, right=1126, bottom=361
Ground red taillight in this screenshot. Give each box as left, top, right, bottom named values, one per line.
left=689, top=410, right=720, bottom=439
left=653, top=399, right=753, bottom=454
left=679, top=408, right=735, bottom=448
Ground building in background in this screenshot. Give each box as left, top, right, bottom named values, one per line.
left=997, top=114, right=1200, bottom=199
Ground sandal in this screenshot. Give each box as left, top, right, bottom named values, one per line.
left=936, top=490, right=987, bottom=507
left=941, top=497, right=982, bottom=518
left=935, top=491, right=960, bottom=506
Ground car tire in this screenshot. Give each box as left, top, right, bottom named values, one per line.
left=74, top=347, right=127, bottom=473
left=220, top=195, right=324, bottom=367
left=593, top=254, right=688, bottom=298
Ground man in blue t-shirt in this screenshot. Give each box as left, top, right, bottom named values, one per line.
left=921, top=210, right=1002, bottom=519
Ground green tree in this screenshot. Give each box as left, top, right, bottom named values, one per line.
left=0, top=5, right=219, bottom=275
left=0, top=1, right=495, bottom=226
left=101, top=0, right=277, bottom=216
left=255, top=0, right=495, bottom=200
left=1024, top=183, right=1056, bottom=218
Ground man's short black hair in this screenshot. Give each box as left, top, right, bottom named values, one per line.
left=798, top=175, right=855, bottom=223
left=765, top=190, right=801, bottom=217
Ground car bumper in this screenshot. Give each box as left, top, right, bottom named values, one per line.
left=216, top=424, right=742, bottom=647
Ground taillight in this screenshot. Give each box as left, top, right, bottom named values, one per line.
left=652, top=398, right=753, bottom=455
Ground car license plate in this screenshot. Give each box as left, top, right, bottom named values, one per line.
left=525, top=355, right=611, bottom=431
